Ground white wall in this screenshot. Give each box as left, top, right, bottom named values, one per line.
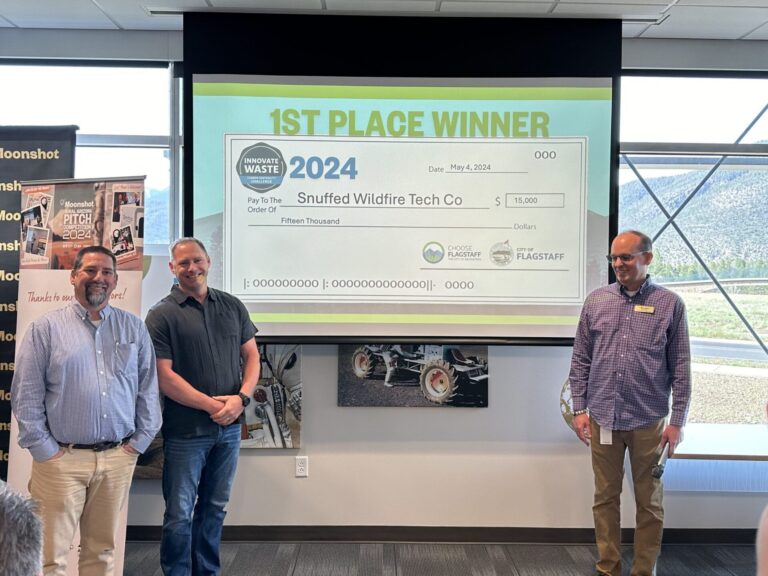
left=127, top=341, right=767, bottom=529
left=129, top=343, right=598, bottom=527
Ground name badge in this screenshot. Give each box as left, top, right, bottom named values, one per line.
left=634, top=305, right=655, bottom=314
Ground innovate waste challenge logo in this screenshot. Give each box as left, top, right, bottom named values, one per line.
left=236, top=143, right=286, bottom=193
left=422, top=241, right=444, bottom=264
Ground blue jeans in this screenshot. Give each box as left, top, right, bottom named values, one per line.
left=160, top=424, right=240, bottom=576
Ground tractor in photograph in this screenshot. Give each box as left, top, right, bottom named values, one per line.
left=350, top=344, right=488, bottom=404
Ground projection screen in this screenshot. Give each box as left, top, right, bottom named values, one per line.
left=192, top=75, right=612, bottom=339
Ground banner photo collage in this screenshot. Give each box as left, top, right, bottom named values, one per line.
left=20, top=177, right=145, bottom=272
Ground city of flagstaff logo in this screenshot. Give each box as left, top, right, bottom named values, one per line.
left=490, top=240, right=513, bottom=266
left=236, top=143, right=286, bottom=193
left=422, top=241, right=445, bottom=264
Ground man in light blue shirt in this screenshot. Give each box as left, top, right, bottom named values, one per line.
left=12, top=245, right=162, bottom=576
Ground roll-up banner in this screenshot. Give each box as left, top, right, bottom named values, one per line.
left=0, top=126, right=76, bottom=480
left=10, top=176, right=145, bottom=576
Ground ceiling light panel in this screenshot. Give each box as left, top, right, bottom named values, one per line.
left=1, top=0, right=118, bottom=29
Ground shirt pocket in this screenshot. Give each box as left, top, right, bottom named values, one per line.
left=632, top=312, right=668, bottom=351
left=219, top=327, right=242, bottom=369
left=215, top=310, right=242, bottom=344
left=214, top=313, right=243, bottom=354
left=113, top=342, right=139, bottom=378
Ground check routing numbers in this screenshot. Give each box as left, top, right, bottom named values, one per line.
left=224, top=136, right=587, bottom=304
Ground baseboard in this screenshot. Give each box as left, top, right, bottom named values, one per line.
left=126, top=526, right=757, bottom=545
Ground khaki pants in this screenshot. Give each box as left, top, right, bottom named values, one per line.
left=29, top=445, right=138, bottom=576
left=590, top=419, right=665, bottom=576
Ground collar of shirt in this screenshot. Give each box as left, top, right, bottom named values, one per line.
left=71, top=300, right=113, bottom=322
left=616, top=275, right=654, bottom=298
left=169, top=284, right=219, bottom=305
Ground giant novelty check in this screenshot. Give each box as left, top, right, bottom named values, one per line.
left=224, top=135, right=587, bottom=305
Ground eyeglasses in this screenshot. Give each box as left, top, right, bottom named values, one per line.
left=605, top=251, right=646, bottom=263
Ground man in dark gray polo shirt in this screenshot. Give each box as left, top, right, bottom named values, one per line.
left=145, top=238, right=260, bottom=576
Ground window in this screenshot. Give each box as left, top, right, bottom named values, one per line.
left=0, top=63, right=177, bottom=248
left=619, top=75, right=768, bottom=459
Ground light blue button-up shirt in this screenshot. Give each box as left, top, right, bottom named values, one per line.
left=12, top=301, right=162, bottom=461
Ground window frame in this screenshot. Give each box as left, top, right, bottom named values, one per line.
left=618, top=71, right=768, bottom=464
left=0, top=59, right=181, bottom=251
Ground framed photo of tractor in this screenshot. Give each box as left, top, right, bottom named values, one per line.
left=338, top=344, right=488, bottom=408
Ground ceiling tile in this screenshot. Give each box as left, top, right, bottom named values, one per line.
left=440, top=2, right=554, bottom=15
left=97, top=0, right=205, bottom=30
left=744, top=20, right=768, bottom=39
left=558, top=0, right=668, bottom=4
left=622, top=21, right=651, bottom=37
left=208, top=0, right=322, bottom=8
left=327, top=0, right=436, bottom=11
left=119, top=13, right=184, bottom=31
left=0, top=0, right=118, bottom=29
left=676, top=0, right=768, bottom=6
left=641, top=5, right=768, bottom=39
left=553, top=3, right=666, bottom=18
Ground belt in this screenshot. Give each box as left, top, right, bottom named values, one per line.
left=58, top=436, right=131, bottom=452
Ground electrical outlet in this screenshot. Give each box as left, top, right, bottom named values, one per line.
left=295, top=455, right=309, bottom=477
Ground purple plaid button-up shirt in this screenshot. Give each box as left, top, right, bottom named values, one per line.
left=569, top=276, right=691, bottom=431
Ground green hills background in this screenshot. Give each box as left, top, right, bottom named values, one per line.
left=619, top=164, right=768, bottom=282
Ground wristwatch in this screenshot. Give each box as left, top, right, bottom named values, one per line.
left=238, top=392, right=251, bottom=407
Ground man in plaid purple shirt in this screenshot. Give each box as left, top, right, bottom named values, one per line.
left=569, top=230, right=691, bottom=576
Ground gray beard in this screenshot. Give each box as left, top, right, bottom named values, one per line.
left=86, top=288, right=108, bottom=307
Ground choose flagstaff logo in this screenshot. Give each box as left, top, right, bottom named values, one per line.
left=422, top=241, right=445, bottom=264
left=236, top=143, right=287, bottom=193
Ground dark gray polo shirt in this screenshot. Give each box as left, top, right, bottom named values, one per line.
left=145, top=285, right=257, bottom=438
